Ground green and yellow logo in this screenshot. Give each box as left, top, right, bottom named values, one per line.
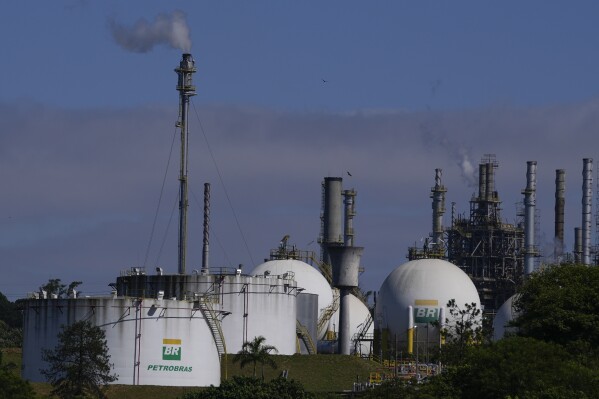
left=162, top=339, right=182, bottom=361
left=414, top=299, right=439, bottom=323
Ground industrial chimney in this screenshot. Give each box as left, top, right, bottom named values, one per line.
left=175, top=53, right=196, bottom=275
left=582, top=158, right=593, bottom=265
left=321, top=177, right=344, bottom=262
left=554, top=169, right=565, bottom=261
left=523, top=161, right=537, bottom=275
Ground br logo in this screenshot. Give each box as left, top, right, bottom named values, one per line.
left=162, top=339, right=182, bottom=361
left=414, top=299, right=440, bottom=323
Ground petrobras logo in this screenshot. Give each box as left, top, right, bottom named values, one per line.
left=414, top=299, right=439, bottom=323
left=162, top=338, right=182, bottom=361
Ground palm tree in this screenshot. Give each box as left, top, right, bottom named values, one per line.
left=233, top=336, right=278, bottom=379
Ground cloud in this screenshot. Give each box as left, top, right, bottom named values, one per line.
left=1, top=99, right=598, bottom=299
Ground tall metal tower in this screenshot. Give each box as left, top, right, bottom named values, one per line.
left=175, top=53, right=196, bottom=275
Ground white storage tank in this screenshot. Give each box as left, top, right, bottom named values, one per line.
left=492, top=294, right=519, bottom=341
left=22, top=297, right=220, bottom=387
left=217, top=273, right=298, bottom=355
left=252, top=259, right=333, bottom=340
left=375, top=259, right=481, bottom=352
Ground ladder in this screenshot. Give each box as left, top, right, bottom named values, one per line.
left=196, top=296, right=227, bottom=362
left=317, top=288, right=340, bottom=337
left=296, top=320, right=316, bottom=354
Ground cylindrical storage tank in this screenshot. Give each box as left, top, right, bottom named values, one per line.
left=252, top=259, right=333, bottom=340
left=22, top=297, right=220, bottom=386
left=325, top=293, right=374, bottom=356
left=296, top=293, right=318, bottom=354
left=375, top=259, right=481, bottom=358
left=492, top=294, right=519, bottom=341
left=217, top=274, right=297, bottom=355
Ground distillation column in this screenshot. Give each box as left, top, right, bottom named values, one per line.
left=523, top=161, right=537, bottom=275
left=582, top=158, right=593, bottom=265
left=175, top=53, right=197, bottom=274
left=554, top=169, right=565, bottom=261
left=431, top=169, right=447, bottom=246
left=343, top=189, right=357, bottom=247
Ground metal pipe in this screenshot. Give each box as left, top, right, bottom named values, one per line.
left=175, top=53, right=196, bottom=275
left=431, top=169, right=447, bottom=246
left=523, top=161, right=537, bottom=275
left=554, top=169, right=565, bottom=261
left=407, top=306, right=414, bottom=355
left=202, top=182, right=210, bottom=274
left=575, top=227, right=583, bottom=264
left=582, top=159, right=593, bottom=265
left=343, top=189, right=357, bottom=247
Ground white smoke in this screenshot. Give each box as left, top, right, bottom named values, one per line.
left=457, top=149, right=477, bottom=187
left=109, top=11, right=192, bottom=53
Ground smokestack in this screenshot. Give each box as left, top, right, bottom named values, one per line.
left=201, top=182, right=210, bottom=274
left=343, top=189, right=357, bottom=246
left=523, top=161, right=537, bottom=275
left=327, top=245, right=363, bottom=355
left=322, top=177, right=343, bottom=262
left=575, top=227, right=583, bottom=263
left=176, top=53, right=197, bottom=275
left=431, top=169, right=447, bottom=246
left=554, top=169, right=565, bottom=261
left=478, top=163, right=487, bottom=200
left=582, top=158, right=593, bottom=265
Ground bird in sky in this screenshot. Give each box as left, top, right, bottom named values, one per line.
left=347, top=171, right=352, bottom=177
left=322, top=79, right=328, bottom=83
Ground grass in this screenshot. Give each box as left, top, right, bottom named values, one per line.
left=3, top=349, right=383, bottom=398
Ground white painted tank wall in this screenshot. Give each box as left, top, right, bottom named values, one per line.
left=216, top=274, right=297, bottom=355
left=492, top=294, right=519, bottom=341
left=22, top=297, right=220, bottom=387
left=251, top=259, right=332, bottom=340
left=375, top=259, right=481, bottom=343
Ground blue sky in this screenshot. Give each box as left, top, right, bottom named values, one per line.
left=2, top=1, right=599, bottom=300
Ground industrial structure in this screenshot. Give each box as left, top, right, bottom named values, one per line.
left=408, top=155, right=528, bottom=314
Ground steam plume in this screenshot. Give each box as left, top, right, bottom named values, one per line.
left=109, top=11, right=191, bottom=53
left=457, top=149, right=477, bottom=187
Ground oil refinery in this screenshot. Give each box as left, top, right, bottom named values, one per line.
left=19, top=52, right=598, bottom=387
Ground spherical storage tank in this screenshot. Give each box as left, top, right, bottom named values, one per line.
left=252, top=259, right=333, bottom=339
left=375, top=259, right=481, bottom=348
left=492, top=294, right=519, bottom=341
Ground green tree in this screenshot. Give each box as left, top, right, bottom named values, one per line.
left=41, top=279, right=82, bottom=298
left=513, top=263, right=599, bottom=355
left=0, top=292, right=21, bottom=328
left=457, top=337, right=599, bottom=399
left=181, top=376, right=314, bottom=399
left=233, top=336, right=278, bottom=379
left=41, top=320, right=117, bottom=399
left=436, top=299, right=483, bottom=366
left=0, top=351, right=35, bottom=399
left=0, top=320, right=22, bottom=348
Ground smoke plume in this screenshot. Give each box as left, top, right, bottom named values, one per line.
left=457, top=149, right=477, bottom=187
left=109, top=11, right=191, bottom=53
